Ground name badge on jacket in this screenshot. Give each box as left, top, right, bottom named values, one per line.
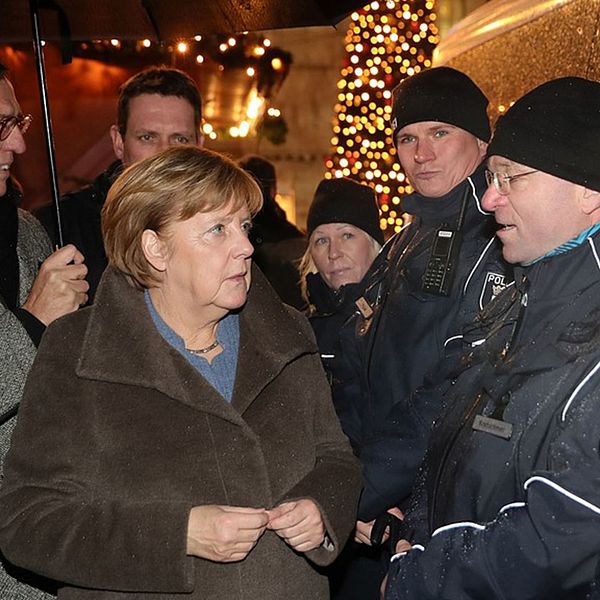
left=472, top=414, right=513, bottom=440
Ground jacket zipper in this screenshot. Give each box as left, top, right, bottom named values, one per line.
left=429, top=388, right=486, bottom=530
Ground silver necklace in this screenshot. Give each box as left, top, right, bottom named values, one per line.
left=187, top=340, right=220, bottom=356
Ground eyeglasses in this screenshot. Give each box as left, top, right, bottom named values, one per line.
left=0, top=114, right=33, bottom=142
left=485, top=168, right=538, bottom=195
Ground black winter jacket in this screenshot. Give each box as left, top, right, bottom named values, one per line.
left=35, top=161, right=122, bottom=302
left=356, top=163, right=512, bottom=521
left=386, top=230, right=600, bottom=599
left=307, top=273, right=371, bottom=449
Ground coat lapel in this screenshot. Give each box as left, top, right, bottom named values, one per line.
left=76, top=268, right=245, bottom=425
left=76, top=267, right=317, bottom=422
left=232, top=267, right=317, bottom=414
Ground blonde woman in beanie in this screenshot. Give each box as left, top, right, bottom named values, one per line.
left=299, top=176, right=386, bottom=600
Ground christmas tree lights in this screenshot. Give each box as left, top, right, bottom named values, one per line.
left=326, top=0, right=438, bottom=235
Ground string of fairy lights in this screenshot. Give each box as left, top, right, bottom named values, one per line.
left=67, top=33, right=291, bottom=142
left=325, top=0, right=438, bottom=235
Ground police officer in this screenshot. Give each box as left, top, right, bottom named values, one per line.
left=354, top=66, right=511, bottom=528
left=335, top=67, right=512, bottom=599
left=384, top=76, right=600, bottom=599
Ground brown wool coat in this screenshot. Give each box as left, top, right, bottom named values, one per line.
left=0, top=267, right=362, bottom=599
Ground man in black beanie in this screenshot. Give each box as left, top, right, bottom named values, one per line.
left=384, top=76, right=600, bottom=599
left=335, top=67, right=512, bottom=599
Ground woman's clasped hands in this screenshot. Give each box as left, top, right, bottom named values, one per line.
left=187, top=499, right=326, bottom=562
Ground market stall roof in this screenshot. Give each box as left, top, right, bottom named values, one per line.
left=433, top=0, right=600, bottom=117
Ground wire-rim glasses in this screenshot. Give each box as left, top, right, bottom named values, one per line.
left=485, top=168, right=538, bottom=195
left=0, top=114, right=33, bottom=142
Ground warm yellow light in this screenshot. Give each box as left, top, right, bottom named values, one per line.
left=142, top=39, right=151, bottom=48
left=246, top=67, right=256, bottom=76
left=254, top=46, right=265, bottom=56
left=246, top=96, right=264, bottom=119
left=194, top=35, right=202, bottom=41
left=177, top=42, right=188, bottom=53
left=271, top=57, right=283, bottom=70
left=110, top=39, right=120, bottom=47
left=228, top=37, right=237, bottom=46
left=238, top=121, right=250, bottom=137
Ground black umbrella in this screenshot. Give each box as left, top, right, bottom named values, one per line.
left=6, top=0, right=369, bottom=41
left=2, top=0, right=368, bottom=244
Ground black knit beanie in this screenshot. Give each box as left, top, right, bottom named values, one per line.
left=487, top=77, right=600, bottom=193
left=307, top=177, right=383, bottom=245
left=391, top=66, right=491, bottom=142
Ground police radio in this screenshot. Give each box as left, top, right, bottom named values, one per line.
left=421, top=186, right=469, bottom=296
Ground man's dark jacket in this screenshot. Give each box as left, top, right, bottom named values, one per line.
left=386, top=229, right=600, bottom=599
left=35, top=161, right=122, bottom=302
left=354, top=164, right=512, bottom=521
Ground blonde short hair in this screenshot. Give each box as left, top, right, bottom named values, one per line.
left=298, top=228, right=381, bottom=304
left=102, top=146, right=262, bottom=289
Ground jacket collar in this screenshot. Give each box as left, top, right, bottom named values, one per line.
left=90, top=160, right=123, bottom=208
left=306, top=272, right=365, bottom=316
left=402, top=162, right=488, bottom=226
left=77, top=266, right=316, bottom=421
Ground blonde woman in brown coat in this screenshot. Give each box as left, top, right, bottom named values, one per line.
left=0, top=146, right=361, bottom=599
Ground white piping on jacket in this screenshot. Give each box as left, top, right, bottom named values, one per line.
left=499, top=501, right=526, bottom=513
left=467, top=175, right=489, bottom=216
left=390, top=545, right=425, bottom=562
left=463, top=235, right=497, bottom=298
left=444, top=334, right=463, bottom=347
left=560, top=357, right=600, bottom=422
left=524, top=476, right=600, bottom=516
left=432, top=521, right=486, bottom=537
left=588, top=236, right=600, bottom=272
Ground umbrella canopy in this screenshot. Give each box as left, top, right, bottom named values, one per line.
left=1, top=0, right=368, bottom=245
left=3, top=0, right=369, bottom=43
left=433, top=0, right=600, bottom=119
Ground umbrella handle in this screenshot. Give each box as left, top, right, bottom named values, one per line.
left=29, top=0, right=64, bottom=247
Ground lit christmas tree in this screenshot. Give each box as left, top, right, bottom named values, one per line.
left=325, top=0, right=438, bottom=236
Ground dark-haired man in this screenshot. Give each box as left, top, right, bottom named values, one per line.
left=385, top=76, right=600, bottom=600
left=0, top=61, right=88, bottom=598
left=238, top=154, right=306, bottom=309
left=37, top=66, right=203, bottom=300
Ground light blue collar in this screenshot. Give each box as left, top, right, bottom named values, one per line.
left=525, top=222, right=600, bottom=265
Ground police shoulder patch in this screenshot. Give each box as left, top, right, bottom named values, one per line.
left=480, top=271, right=508, bottom=309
